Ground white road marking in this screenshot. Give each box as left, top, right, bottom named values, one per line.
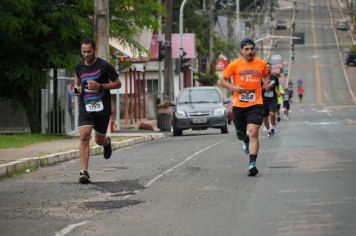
left=54, top=221, right=87, bottom=236
left=144, top=141, right=223, bottom=188
left=54, top=141, right=223, bottom=235
left=305, top=121, right=340, bottom=125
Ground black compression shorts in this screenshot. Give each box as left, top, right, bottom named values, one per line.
left=78, top=112, right=111, bottom=135
left=232, top=105, right=264, bottom=140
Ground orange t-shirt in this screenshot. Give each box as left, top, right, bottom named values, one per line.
left=223, top=57, right=268, bottom=108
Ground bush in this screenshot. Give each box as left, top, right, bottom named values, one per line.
left=349, top=44, right=356, bottom=54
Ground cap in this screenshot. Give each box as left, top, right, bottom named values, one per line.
left=240, top=38, right=255, bottom=49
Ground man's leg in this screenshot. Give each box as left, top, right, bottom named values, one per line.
left=247, top=123, right=260, bottom=156
left=245, top=105, right=263, bottom=176
left=78, top=125, right=92, bottom=184
left=263, top=103, right=270, bottom=136
left=93, top=114, right=112, bottom=159
left=79, top=125, right=92, bottom=172
left=247, top=123, right=260, bottom=176
left=232, top=107, right=249, bottom=154
left=268, top=101, right=278, bottom=135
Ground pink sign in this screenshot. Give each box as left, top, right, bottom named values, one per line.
left=150, top=33, right=196, bottom=59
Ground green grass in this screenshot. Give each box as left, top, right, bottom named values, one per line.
left=0, top=133, right=74, bottom=149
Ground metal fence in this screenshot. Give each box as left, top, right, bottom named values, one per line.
left=1, top=67, right=158, bottom=134
left=41, top=75, right=78, bottom=135
left=0, top=99, right=30, bottom=133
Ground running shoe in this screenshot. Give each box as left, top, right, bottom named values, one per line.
left=103, top=137, right=112, bottom=159
left=242, top=141, right=249, bottom=155
left=79, top=170, right=90, bottom=184
left=248, top=162, right=259, bottom=176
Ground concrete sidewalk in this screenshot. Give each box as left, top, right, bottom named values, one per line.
left=0, top=124, right=170, bottom=179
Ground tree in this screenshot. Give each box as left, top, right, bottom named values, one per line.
left=0, top=0, right=163, bottom=133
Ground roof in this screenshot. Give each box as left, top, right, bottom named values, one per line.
left=109, top=27, right=153, bottom=59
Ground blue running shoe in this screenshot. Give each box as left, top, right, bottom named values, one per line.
left=248, top=162, right=258, bottom=176
left=242, top=141, right=249, bottom=155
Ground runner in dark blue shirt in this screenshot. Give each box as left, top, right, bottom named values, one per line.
left=74, top=38, right=121, bottom=184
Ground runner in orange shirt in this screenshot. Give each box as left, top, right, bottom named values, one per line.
left=219, top=38, right=269, bottom=176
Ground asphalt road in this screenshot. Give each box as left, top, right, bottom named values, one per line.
left=1, top=103, right=356, bottom=236
left=1, top=1, right=356, bottom=236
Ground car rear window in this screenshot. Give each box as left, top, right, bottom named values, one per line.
left=178, top=89, right=221, bottom=104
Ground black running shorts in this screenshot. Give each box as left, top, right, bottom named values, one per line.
left=283, top=101, right=290, bottom=110
left=232, top=105, right=264, bottom=138
left=263, top=100, right=278, bottom=117
left=78, top=111, right=111, bottom=135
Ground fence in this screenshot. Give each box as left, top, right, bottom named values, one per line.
left=1, top=67, right=158, bottom=134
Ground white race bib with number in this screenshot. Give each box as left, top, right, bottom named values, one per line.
left=264, top=91, right=274, bottom=98
left=239, top=92, right=256, bottom=102
left=85, top=100, right=104, bottom=112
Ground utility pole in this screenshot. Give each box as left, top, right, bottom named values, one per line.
left=164, top=0, right=173, bottom=102
left=235, top=0, right=240, bottom=43
left=209, top=4, right=215, bottom=63
left=94, top=0, right=119, bottom=131
left=94, top=0, right=109, bottom=60
left=158, top=0, right=164, bottom=101
left=179, top=0, right=188, bottom=91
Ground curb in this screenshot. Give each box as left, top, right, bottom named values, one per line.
left=0, top=133, right=168, bottom=179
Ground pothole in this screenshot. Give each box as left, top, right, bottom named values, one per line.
left=84, top=199, right=143, bottom=210
left=91, top=180, right=144, bottom=193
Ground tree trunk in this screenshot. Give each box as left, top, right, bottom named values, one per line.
left=18, top=87, right=42, bottom=134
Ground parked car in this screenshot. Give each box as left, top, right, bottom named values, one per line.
left=276, top=20, right=287, bottom=30
left=345, top=51, right=356, bottom=66
left=224, top=97, right=233, bottom=124
left=269, top=54, right=282, bottom=66
left=335, top=19, right=348, bottom=30
left=171, top=86, right=228, bottom=136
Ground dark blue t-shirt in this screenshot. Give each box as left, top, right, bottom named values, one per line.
left=75, top=58, right=119, bottom=115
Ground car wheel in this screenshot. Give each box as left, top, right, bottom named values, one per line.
left=173, top=127, right=182, bottom=136
left=221, top=123, right=228, bottom=134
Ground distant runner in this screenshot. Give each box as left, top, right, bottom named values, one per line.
left=262, top=63, right=280, bottom=138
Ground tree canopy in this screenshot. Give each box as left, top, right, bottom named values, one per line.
left=0, top=0, right=163, bottom=133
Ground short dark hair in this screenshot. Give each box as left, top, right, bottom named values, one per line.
left=81, top=38, right=96, bottom=50
left=240, top=38, right=255, bottom=49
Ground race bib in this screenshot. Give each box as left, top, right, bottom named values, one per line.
left=85, top=100, right=104, bottom=112
left=239, top=91, right=256, bottom=102
left=264, top=91, right=274, bottom=98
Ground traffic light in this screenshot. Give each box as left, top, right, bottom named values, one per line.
left=180, top=51, right=190, bottom=71
left=114, top=51, right=130, bottom=71
left=158, top=41, right=165, bottom=61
